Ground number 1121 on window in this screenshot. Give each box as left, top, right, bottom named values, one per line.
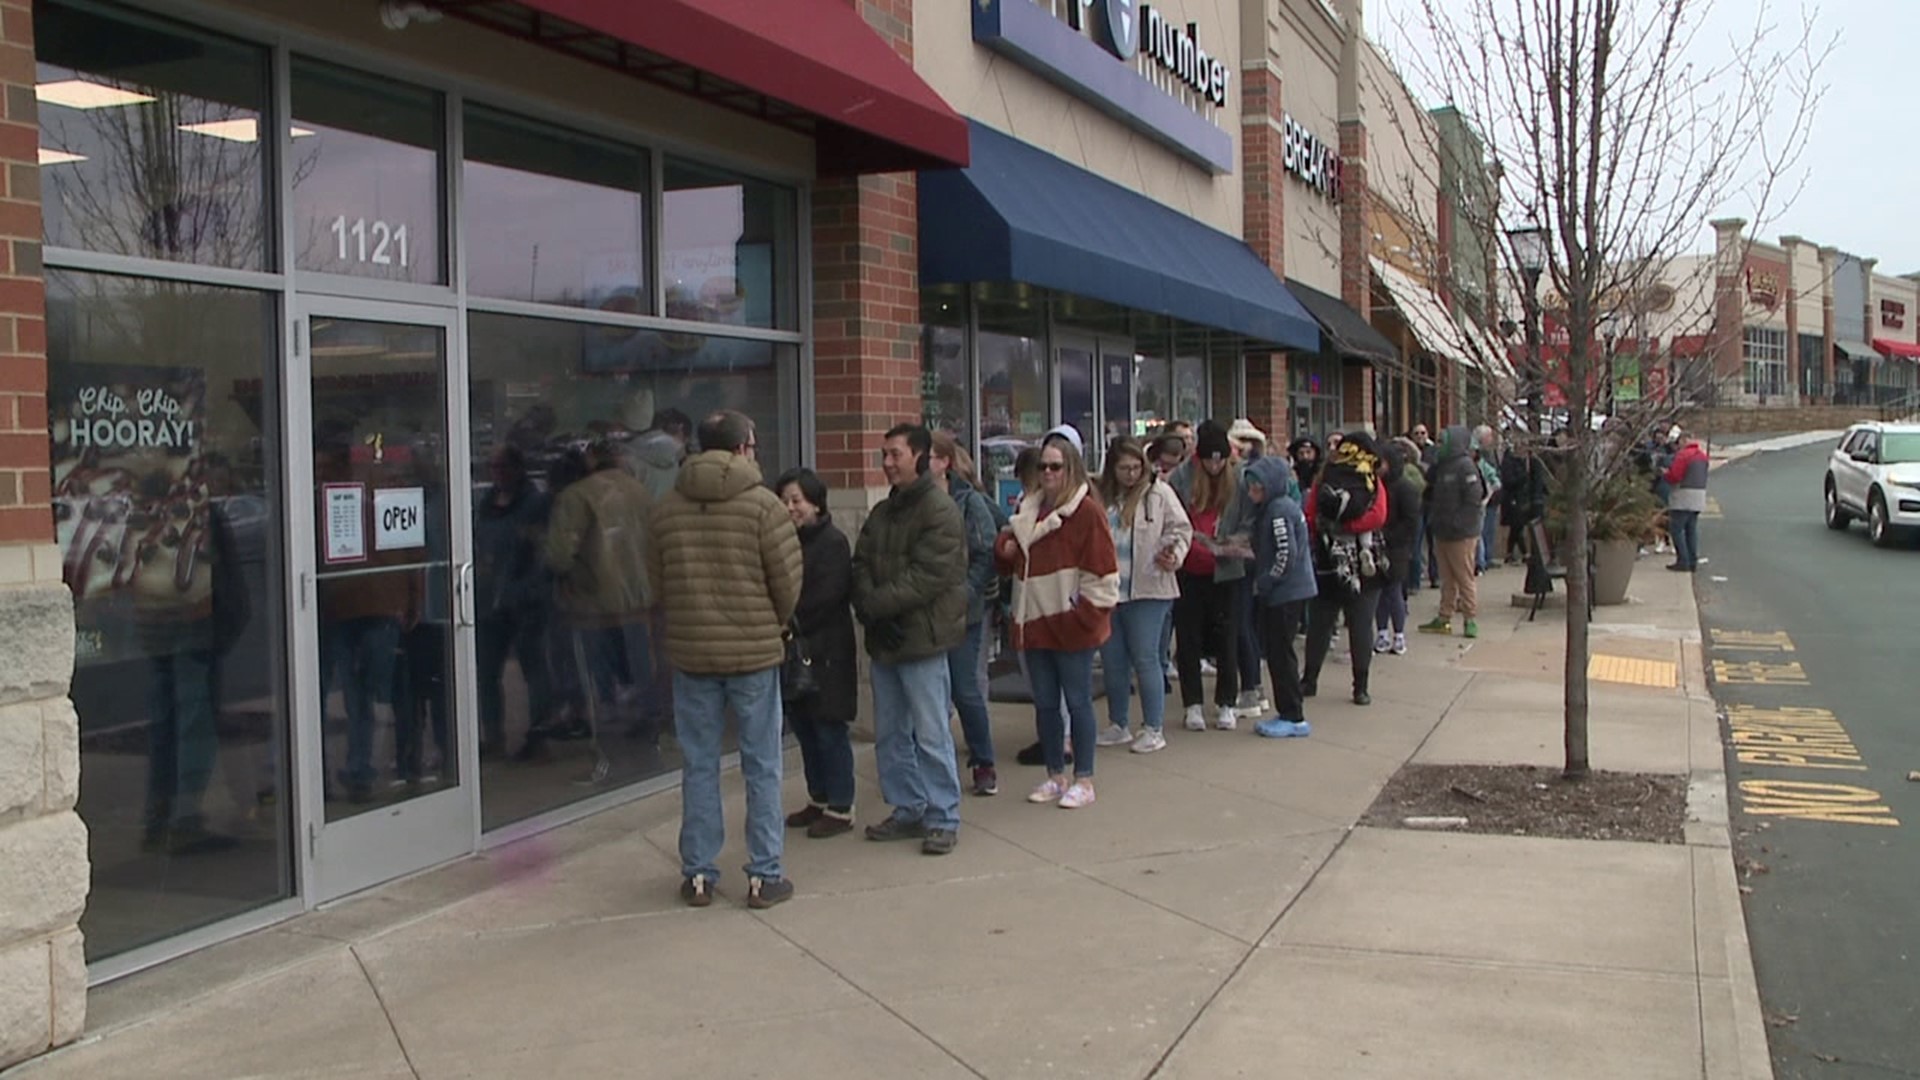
left=328, top=216, right=410, bottom=268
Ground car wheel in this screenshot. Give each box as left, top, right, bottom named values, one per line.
left=1868, top=492, right=1898, bottom=548
left=1824, top=479, right=1852, bottom=530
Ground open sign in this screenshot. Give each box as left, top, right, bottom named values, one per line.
left=373, top=487, right=426, bottom=551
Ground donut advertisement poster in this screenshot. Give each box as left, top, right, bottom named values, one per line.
left=50, top=362, right=213, bottom=666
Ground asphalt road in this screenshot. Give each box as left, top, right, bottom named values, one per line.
left=1697, top=440, right=1920, bottom=1079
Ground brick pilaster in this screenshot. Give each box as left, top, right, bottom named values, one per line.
left=0, top=0, right=86, bottom=1070
left=1245, top=352, right=1289, bottom=445
left=1240, top=65, right=1284, bottom=273
left=1337, top=120, right=1369, bottom=317
left=809, top=1, right=923, bottom=498
left=1818, top=246, right=1837, bottom=395
left=1710, top=219, right=1747, bottom=386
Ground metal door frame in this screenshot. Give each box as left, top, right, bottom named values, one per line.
left=287, top=295, right=479, bottom=904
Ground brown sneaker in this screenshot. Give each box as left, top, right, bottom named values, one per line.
left=807, top=810, right=854, bottom=838
left=785, top=804, right=825, bottom=830
left=679, top=873, right=714, bottom=908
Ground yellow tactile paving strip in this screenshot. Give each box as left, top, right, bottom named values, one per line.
left=1588, top=653, right=1680, bottom=688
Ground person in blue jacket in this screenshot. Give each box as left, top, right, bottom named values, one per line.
left=1242, top=455, right=1316, bottom=738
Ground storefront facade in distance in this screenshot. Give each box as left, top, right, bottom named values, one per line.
left=1, top=0, right=966, bottom=1062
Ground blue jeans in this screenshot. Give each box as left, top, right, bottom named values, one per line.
left=871, top=655, right=963, bottom=831
left=1026, top=647, right=1097, bottom=778
left=1375, top=575, right=1409, bottom=635
left=145, top=647, right=218, bottom=830
left=321, top=615, right=401, bottom=789
left=1103, top=598, right=1174, bottom=733
left=1477, top=506, right=1499, bottom=572
left=673, top=666, right=784, bottom=882
left=1669, top=509, right=1700, bottom=570
left=949, top=620, right=994, bottom=768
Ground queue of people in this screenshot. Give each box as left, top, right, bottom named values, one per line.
left=643, top=408, right=1540, bottom=911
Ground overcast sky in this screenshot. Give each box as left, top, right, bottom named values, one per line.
left=1367, top=0, right=1910, bottom=269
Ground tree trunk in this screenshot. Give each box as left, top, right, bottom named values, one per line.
left=1562, top=446, right=1593, bottom=780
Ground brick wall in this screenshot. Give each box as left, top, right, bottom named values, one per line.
left=0, top=0, right=87, bottom=1068
left=1245, top=352, right=1290, bottom=444
left=813, top=0, right=922, bottom=506
left=1241, top=66, right=1284, bottom=272
left=1337, top=120, right=1369, bottom=316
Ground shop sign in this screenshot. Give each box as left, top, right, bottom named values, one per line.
left=973, top=0, right=1234, bottom=174
left=373, top=487, right=425, bottom=552
left=1282, top=113, right=1342, bottom=201
left=1744, top=259, right=1783, bottom=311
left=1881, top=299, right=1906, bottom=330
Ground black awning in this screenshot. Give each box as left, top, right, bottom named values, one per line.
left=1283, top=279, right=1398, bottom=362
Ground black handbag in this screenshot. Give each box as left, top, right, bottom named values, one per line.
left=780, top=621, right=818, bottom=703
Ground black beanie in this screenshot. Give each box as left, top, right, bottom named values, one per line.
left=1196, top=419, right=1231, bottom=460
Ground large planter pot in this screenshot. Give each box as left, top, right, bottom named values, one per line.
left=1590, top=538, right=1638, bottom=606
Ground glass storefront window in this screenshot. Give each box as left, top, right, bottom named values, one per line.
left=1134, top=352, right=1171, bottom=436
left=1210, top=351, right=1239, bottom=422
left=462, top=105, right=650, bottom=311
left=921, top=287, right=968, bottom=444
left=977, top=330, right=1046, bottom=486
left=48, top=269, right=290, bottom=960
left=1171, top=355, right=1205, bottom=424
left=37, top=2, right=270, bottom=269
left=467, top=311, right=790, bottom=828
left=291, top=57, right=444, bottom=283
left=662, top=159, right=795, bottom=330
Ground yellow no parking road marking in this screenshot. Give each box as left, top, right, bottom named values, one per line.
left=1714, top=632, right=1899, bottom=827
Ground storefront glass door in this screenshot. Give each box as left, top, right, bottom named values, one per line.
left=291, top=300, right=475, bottom=902
left=1057, top=332, right=1134, bottom=466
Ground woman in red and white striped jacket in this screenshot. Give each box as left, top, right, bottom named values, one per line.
left=996, top=433, right=1120, bottom=809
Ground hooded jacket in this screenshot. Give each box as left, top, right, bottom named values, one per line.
left=1379, top=443, right=1424, bottom=579
left=852, top=471, right=968, bottom=663
left=996, top=482, right=1120, bottom=652
left=1664, top=440, right=1709, bottom=512
left=948, top=474, right=1000, bottom=625
left=475, top=479, right=550, bottom=618
left=645, top=450, right=802, bottom=675
left=1245, top=456, right=1317, bottom=607
left=1424, top=426, right=1489, bottom=541
left=546, top=465, right=653, bottom=627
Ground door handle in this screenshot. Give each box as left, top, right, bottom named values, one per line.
left=454, top=561, right=475, bottom=627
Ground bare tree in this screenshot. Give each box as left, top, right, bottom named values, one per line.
left=1364, top=0, right=1827, bottom=777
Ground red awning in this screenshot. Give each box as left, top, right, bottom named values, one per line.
left=442, top=0, right=969, bottom=175
left=1872, top=337, right=1920, bottom=360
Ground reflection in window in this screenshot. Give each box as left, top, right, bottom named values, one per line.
left=467, top=311, right=790, bottom=829
left=463, top=105, right=649, bottom=311
left=662, top=159, right=795, bottom=330
left=1210, top=351, right=1238, bottom=423
left=291, top=57, right=443, bottom=283
left=1173, top=355, right=1206, bottom=425
left=977, top=330, right=1046, bottom=485
left=923, top=325, right=969, bottom=443
left=36, top=2, right=269, bottom=269
left=47, top=270, right=290, bottom=960
left=1135, top=353, right=1172, bottom=435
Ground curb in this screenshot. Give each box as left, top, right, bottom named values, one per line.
left=1679, top=584, right=1776, bottom=1079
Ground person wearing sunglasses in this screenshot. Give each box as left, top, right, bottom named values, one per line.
left=996, top=429, right=1119, bottom=808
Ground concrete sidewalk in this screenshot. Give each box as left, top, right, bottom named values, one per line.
left=4, top=561, right=1769, bottom=1080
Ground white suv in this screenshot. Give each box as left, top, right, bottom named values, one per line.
left=1825, top=422, right=1920, bottom=547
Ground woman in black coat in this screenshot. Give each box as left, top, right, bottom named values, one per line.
left=773, top=468, right=859, bottom=838
left=1373, top=438, right=1424, bottom=655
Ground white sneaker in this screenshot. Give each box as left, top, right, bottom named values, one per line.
left=1374, top=631, right=1392, bottom=654
left=1095, top=724, right=1133, bottom=747
left=1059, top=780, right=1096, bottom=809
left=1131, top=728, right=1167, bottom=754
left=1200, top=658, right=1218, bottom=675
left=1214, top=706, right=1238, bottom=731
left=1234, top=691, right=1270, bottom=716
left=1392, top=633, right=1407, bottom=655
left=1331, top=649, right=1350, bottom=665
left=1183, top=705, right=1207, bottom=731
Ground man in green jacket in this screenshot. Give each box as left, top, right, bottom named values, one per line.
left=853, top=423, right=969, bottom=855
left=647, top=410, right=803, bottom=910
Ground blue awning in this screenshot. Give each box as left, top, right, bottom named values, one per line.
left=919, top=122, right=1320, bottom=352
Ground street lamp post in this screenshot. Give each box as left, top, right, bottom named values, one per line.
left=1507, top=224, right=1548, bottom=438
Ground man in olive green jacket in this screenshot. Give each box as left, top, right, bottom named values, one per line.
left=852, top=423, right=968, bottom=855
left=543, top=440, right=655, bottom=755
left=647, top=410, right=803, bottom=909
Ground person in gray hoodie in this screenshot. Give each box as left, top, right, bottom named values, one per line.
left=1243, top=455, right=1315, bottom=738
left=1418, top=426, right=1490, bottom=638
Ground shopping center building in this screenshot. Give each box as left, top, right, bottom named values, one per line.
left=1639, top=219, right=1920, bottom=409
left=0, top=0, right=1507, bottom=1062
